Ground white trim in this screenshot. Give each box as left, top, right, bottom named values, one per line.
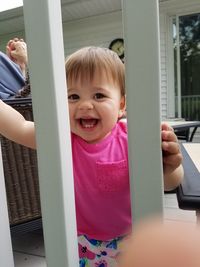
left=176, top=15, right=182, bottom=118
left=166, top=15, right=175, bottom=117
left=160, top=0, right=200, bottom=16
left=174, top=9, right=200, bottom=16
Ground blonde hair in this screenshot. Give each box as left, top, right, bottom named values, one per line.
left=65, top=46, right=125, bottom=96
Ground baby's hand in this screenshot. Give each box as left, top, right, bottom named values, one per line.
left=161, top=123, right=182, bottom=176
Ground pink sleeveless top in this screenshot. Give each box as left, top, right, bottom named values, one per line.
left=71, top=121, right=132, bottom=240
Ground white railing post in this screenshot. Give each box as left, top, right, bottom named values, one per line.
left=122, top=0, right=164, bottom=223
left=23, top=0, right=79, bottom=266
left=0, top=144, right=14, bottom=267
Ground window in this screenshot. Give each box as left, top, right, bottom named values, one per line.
left=173, top=13, right=200, bottom=120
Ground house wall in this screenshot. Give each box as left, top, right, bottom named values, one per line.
left=62, top=11, right=123, bottom=55
left=0, top=10, right=168, bottom=119
left=0, top=11, right=123, bottom=57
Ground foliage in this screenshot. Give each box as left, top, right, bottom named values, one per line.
left=179, top=13, right=200, bottom=61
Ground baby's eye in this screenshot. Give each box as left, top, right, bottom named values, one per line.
left=68, top=94, right=79, bottom=101
left=94, top=93, right=106, bottom=100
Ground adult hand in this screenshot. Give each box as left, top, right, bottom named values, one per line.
left=6, top=38, right=28, bottom=76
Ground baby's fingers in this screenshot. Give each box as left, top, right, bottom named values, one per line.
left=162, top=141, right=180, bottom=154
left=162, top=130, right=178, bottom=143
left=163, top=153, right=183, bottom=168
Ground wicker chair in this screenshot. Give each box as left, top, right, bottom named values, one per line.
left=0, top=98, right=41, bottom=226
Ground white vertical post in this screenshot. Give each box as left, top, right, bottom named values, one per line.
left=23, top=0, right=78, bottom=266
left=176, top=15, right=182, bottom=118
left=167, top=16, right=175, bottom=118
left=0, top=145, right=14, bottom=267
left=122, top=0, right=164, bottom=223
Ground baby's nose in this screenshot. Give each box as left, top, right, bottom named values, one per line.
left=79, top=100, right=93, bottom=110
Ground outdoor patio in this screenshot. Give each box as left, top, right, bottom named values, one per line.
left=0, top=0, right=199, bottom=266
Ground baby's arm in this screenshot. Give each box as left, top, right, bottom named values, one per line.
left=162, top=123, right=183, bottom=191
left=0, top=100, right=36, bottom=149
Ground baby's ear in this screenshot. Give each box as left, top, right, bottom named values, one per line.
left=118, top=96, right=126, bottom=118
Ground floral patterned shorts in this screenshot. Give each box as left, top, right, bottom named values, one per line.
left=78, top=235, right=125, bottom=267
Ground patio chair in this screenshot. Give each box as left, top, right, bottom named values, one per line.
left=174, top=128, right=190, bottom=142
left=0, top=98, right=41, bottom=226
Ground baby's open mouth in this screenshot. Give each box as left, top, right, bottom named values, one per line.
left=79, top=118, right=98, bottom=128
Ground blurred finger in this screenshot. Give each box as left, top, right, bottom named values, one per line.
left=6, top=40, right=13, bottom=46
left=13, top=37, right=20, bottom=42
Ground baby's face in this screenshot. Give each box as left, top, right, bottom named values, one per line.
left=67, top=70, right=125, bottom=143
